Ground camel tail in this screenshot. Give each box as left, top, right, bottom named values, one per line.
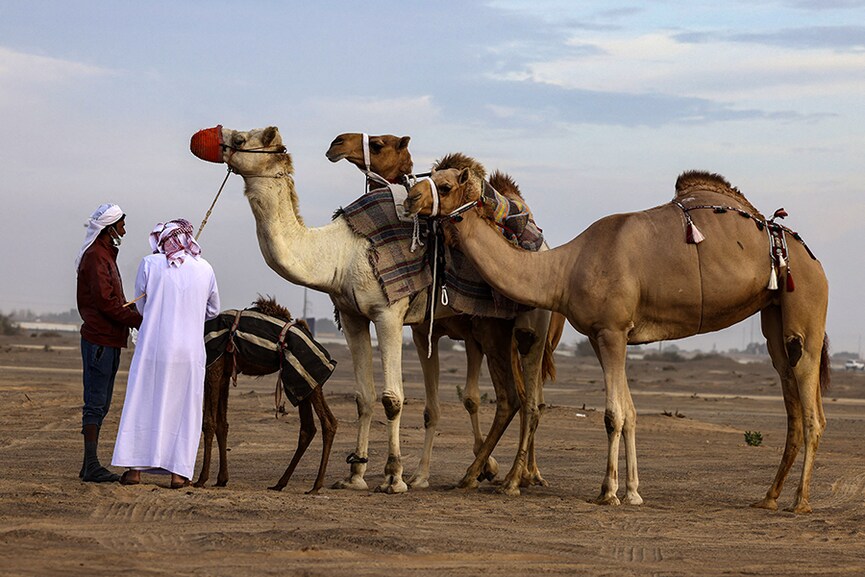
left=820, top=333, right=831, bottom=394
left=512, top=338, right=526, bottom=398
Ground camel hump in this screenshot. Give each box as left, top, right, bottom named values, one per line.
left=675, top=170, right=734, bottom=195
left=433, top=152, right=487, bottom=177
left=674, top=170, right=763, bottom=218
left=489, top=170, right=524, bottom=201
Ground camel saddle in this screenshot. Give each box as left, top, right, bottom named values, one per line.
left=205, top=309, right=337, bottom=407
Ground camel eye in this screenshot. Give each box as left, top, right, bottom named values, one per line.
left=438, top=184, right=451, bottom=196
left=370, top=141, right=384, bottom=153
left=232, top=135, right=246, bottom=147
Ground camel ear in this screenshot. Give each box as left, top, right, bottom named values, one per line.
left=262, top=126, right=279, bottom=146
left=458, top=167, right=471, bottom=185
left=398, top=136, right=410, bottom=149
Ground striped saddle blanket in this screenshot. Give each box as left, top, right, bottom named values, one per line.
left=204, top=309, right=337, bottom=407
left=337, top=187, right=432, bottom=304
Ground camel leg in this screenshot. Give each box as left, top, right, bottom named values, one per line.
left=194, top=358, right=223, bottom=488
left=332, top=312, right=374, bottom=491
left=515, top=310, right=551, bottom=489
left=786, top=330, right=827, bottom=514
left=407, top=325, right=440, bottom=489
left=374, top=312, right=409, bottom=494
left=458, top=321, right=519, bottom=490
left=500, top=335, right=542, bottom=496
left=592, top=329, right=641, bottom=506
left=269, top=397, right=316, bottom=491
left=462, top=336, right=499, bottom=482
left=215, top=363, right=231, bottom=487
left=307, top=388, right=338, bottom=494
left=752, top=306, right=802, bottom=511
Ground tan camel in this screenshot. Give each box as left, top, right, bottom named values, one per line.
left=190, top=126, right=552, bottom=494
left=326, top=133, right=563, bottom=492
left=406, top=166, right=830, bottom=513
left=194, top=296, right=337, bottom=494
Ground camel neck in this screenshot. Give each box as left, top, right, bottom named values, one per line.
left=242, top=174, right=345, bottom=293
left=453, top=210, right=572, bottom=313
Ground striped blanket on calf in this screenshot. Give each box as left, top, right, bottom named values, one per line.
left=336, top=187, right=432, bottom=304
left=204, top=309, right=337, bottom=407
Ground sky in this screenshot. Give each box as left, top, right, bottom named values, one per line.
left=1, top=0, right=863, bottom=355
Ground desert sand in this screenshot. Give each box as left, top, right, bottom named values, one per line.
left=1, top=331, right=864, bottom=576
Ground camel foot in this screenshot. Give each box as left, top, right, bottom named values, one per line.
left=304, top=487, right=321, bottom=495
left=375, top=476, right=408, bottom=494
left=267, top=484, right=285, bottom=492
left=785, top=499, right=812, bottom=514
left=192, top=480, right=206, bottom=488
left=750, top=497, right=779, bottom=511
left=407, top=474, right=430, bottom=490
left=496, top=483, right=521, bottom=497
left=331, top=476, right=369, bottom=491
left=481, top=457, right=499, bottom=482
left=622, top=491, right=643, bottom=506
left=215, top=479, right=228, bottom=488
left=520, top=471, right=548, bottom=488
left=594, top=493, right=621, bottom=506
left=457, top=473, right=481, bottom=490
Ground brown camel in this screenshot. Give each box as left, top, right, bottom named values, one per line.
left=406, top=166, right=830, bottom=513
left=326, top=133, right=564, bottom=493
left=194, top=296, right=338, bottom=494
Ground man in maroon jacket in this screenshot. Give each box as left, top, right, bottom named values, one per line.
left=75, top=204, right=143, bottom=482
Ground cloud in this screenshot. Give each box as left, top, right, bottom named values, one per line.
left=0, top=46, right=113, bottom=85
left=482, top=30, right=865, bottom=114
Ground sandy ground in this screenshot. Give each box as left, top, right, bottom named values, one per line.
left=1, top=332, right=864, bottom=576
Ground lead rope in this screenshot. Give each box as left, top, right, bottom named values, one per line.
left=424, top=177, right=443, bottom=358
left=196, top=166, right=233, bottom=240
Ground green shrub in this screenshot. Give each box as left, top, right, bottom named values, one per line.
left=744, top=431, right=763, bottom=446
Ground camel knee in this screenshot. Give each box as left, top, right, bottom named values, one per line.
left=604, top=410, right=624, bottom=436
left=423, top=406, right=439, bottom=429
left=785, top=336, right=803, bottom=367
left=514, top=328, right=538, bottom=356
left=381, top=393, right=402, bottom=421
left=463, top=396, right=480, bottom=415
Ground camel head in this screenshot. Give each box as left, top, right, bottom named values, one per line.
left=190, top=125, right=292, bottom=178
left=404, top=153, right=486, bottom=218
left=325, top=133, right=412, bottom=182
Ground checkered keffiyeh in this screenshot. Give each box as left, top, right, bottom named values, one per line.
left=149, top=219, right=202, bottom=267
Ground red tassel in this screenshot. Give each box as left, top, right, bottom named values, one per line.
left=786, top=269, right=795, bottom=292
left=686, top=222, right=705, bottom=244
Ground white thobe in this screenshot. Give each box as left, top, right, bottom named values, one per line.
left=112, top=253, right=220, bottom=479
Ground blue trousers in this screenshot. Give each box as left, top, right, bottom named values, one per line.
left=81, top=337, right=121, bottom=429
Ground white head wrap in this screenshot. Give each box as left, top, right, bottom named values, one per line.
left=75, top=203, right=124, bottom=269
left=149, top=219, right=201, bottom=267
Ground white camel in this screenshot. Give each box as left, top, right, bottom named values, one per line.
left=191, top=126, right=553, bottom=493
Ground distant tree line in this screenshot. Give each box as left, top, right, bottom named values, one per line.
left=7, top=308, right=81, bottom=324
left=0, top=312, right=20, bottom=335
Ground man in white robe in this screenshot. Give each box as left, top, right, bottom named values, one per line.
left=112, top=219, right=220, bottom=488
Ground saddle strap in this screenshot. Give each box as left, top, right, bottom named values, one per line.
left=227, top=309, right=244, bottom=387
left=273, top=319, right=298, bottom=416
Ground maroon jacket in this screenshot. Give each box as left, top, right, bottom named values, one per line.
left=77, top=234, right=143, bottom=348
